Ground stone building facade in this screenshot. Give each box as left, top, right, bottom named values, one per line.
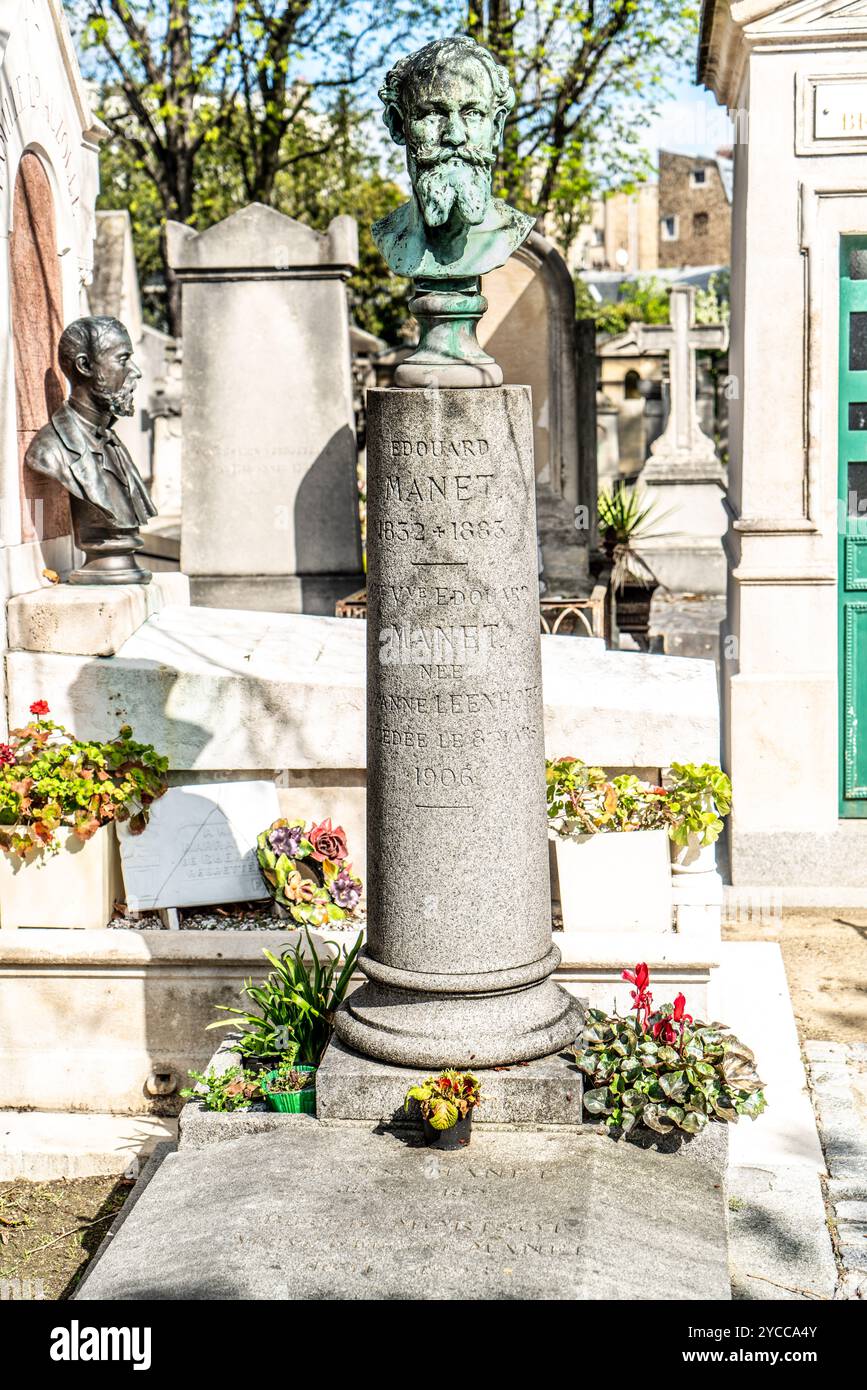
left=657, top=150, right=732, bottom=269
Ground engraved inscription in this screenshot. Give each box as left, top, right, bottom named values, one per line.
left=387, top=440, right=490, bottom=460
left=378, top=623, right=504, bottom=668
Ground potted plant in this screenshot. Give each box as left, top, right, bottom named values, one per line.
left=256, top=817, right=363, bottom=928
left=207, top=926, right=362, bottom=1068
left=546, top=757, right=673, bottom=931
left=0, top=700, right=168, bottom=929
left=259, top=1062, right=317, bottom=1115
left=404, top=1071, right=482, bottom=1149
left=573, top=962, right=766, bottom=1137
left=597, top=486, right=673, bottom=649
left=665, top=763, right=732, bottom=874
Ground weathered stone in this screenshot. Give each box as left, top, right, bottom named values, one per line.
left=76, top=1126, right=731, bottom=1300
left=7, top=609, right=720, bottom=772
left=6, top=572, right=188, bottom=656
left=179, top=1104, right=317, bottom=1150
left=166, top=206, right=364, bottom=614
left=317, top=1036, right=583, bottom=1127
left=335, top=386, right=582, bottom=1067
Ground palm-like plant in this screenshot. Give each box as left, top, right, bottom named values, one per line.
left=207, top=928, right=362, bottom=1065
left=598, top=485, right=675, bottom=592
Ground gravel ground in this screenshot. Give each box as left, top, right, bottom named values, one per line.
left=109, top=902, right=367, bottom=934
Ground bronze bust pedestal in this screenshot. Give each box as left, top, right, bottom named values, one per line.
left=25, top=315, right=156, bottom=585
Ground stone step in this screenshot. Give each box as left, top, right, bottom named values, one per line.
left=0, top=1110, right=177, bottom=1180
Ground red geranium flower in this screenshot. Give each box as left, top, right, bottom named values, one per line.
left=0, top=744, right=14, bottom=766
left=29, top=700, right=49, bottom=716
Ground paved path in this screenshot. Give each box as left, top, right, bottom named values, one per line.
left=805, top=1042, right=867, bottom=1299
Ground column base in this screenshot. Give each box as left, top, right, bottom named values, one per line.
left=317, top=1035, right=584, bottom=1126
left=333, top=975, right=583, bottom=1069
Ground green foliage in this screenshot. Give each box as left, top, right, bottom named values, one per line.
left=181, top=1054, right=311, bottom=1110
left=0, top=705, right=168, bottom=856
left=546, top=758, right=670, bottom=837
left=575, top=273, right=731, bottom=336
left=574, top=1006, right=766, bottom=1136
left=74, top=0, right=443, bottom=333
left=207, top=928, right=362, bottom=1066
left=666, top=763, right=732, bottom=848
left=593, top=277, right=673, bottom=337
left=404, top=1071, right=482, bottom=1130
left=180, top=1066, right=262, bottom=1112
left=469, top=1, right=700, bottom=247
left=546, top=757, right=733, bottom=845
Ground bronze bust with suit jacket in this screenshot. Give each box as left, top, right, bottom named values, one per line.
left=25, top=316, right=157, bottom=585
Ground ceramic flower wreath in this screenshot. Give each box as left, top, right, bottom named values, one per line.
left=256, top=817, right=363, bottom=926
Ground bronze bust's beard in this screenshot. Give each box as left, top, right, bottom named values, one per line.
left=92, top=380, right=137, bottom=418
left=411, top=146, right=495, bottom=229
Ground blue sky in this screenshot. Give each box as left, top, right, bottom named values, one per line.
left=644, top=77, right=733, bottom=160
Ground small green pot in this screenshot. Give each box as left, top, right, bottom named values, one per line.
left=261, top=1064, right=317, bottom=1114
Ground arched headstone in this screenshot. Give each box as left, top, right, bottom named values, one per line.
left=10, top=151, right=70, bottom=543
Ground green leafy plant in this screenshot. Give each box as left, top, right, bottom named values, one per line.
left=0, top=700, right=168, bottom=855
left=207, top=928, right=362, bottom=1066
left=597, top=486, right=674, bottom=592
left=256, top=817, right=363, bottom=927
left=546, top=758, right=670, bottom=837
left=573, top=963, right=766, bottom=1136
left=180, top=1066, right=262, bottom=1113
left=404, top=1071, right=482, bottom=1131
left=665, top=763, right=732, bottom=848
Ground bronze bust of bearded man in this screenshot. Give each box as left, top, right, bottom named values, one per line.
left=372, top=34, right=534, bottom=387
left=25, top=315, right=156, bottom=585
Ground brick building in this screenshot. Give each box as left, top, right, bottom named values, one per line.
left=657, top=150, right=732, bottom=268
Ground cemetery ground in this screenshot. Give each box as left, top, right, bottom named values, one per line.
left=0, top=1173, right=135, bottom=1301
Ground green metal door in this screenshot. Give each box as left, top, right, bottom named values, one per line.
left=839, top=236, right=867, bottom=815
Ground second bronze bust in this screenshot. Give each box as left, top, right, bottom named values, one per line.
left=25, top=316, right=156, bottom=585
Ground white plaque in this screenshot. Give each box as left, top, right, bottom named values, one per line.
left=117, top=780, right=281, bottom=911
left=815, top=81, right=867, bottom=139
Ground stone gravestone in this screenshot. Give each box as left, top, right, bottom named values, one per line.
left=480, top=231, right=592, bottom=590
left=166, top=206, right=365, bottom=614
left=633, top=285, right=729, bottom=593
left=89, top=209, right=177, bottom=496
left=116, top=780, right=280, bottom=911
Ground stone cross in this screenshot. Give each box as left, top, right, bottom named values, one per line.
left=633, top=285, right=728, bottom=479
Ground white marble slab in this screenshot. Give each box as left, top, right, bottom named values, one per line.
left=117, top=780, right=280, bottom=910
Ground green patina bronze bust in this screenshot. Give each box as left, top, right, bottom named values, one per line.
left=373, top=35, right=534, bottom=386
